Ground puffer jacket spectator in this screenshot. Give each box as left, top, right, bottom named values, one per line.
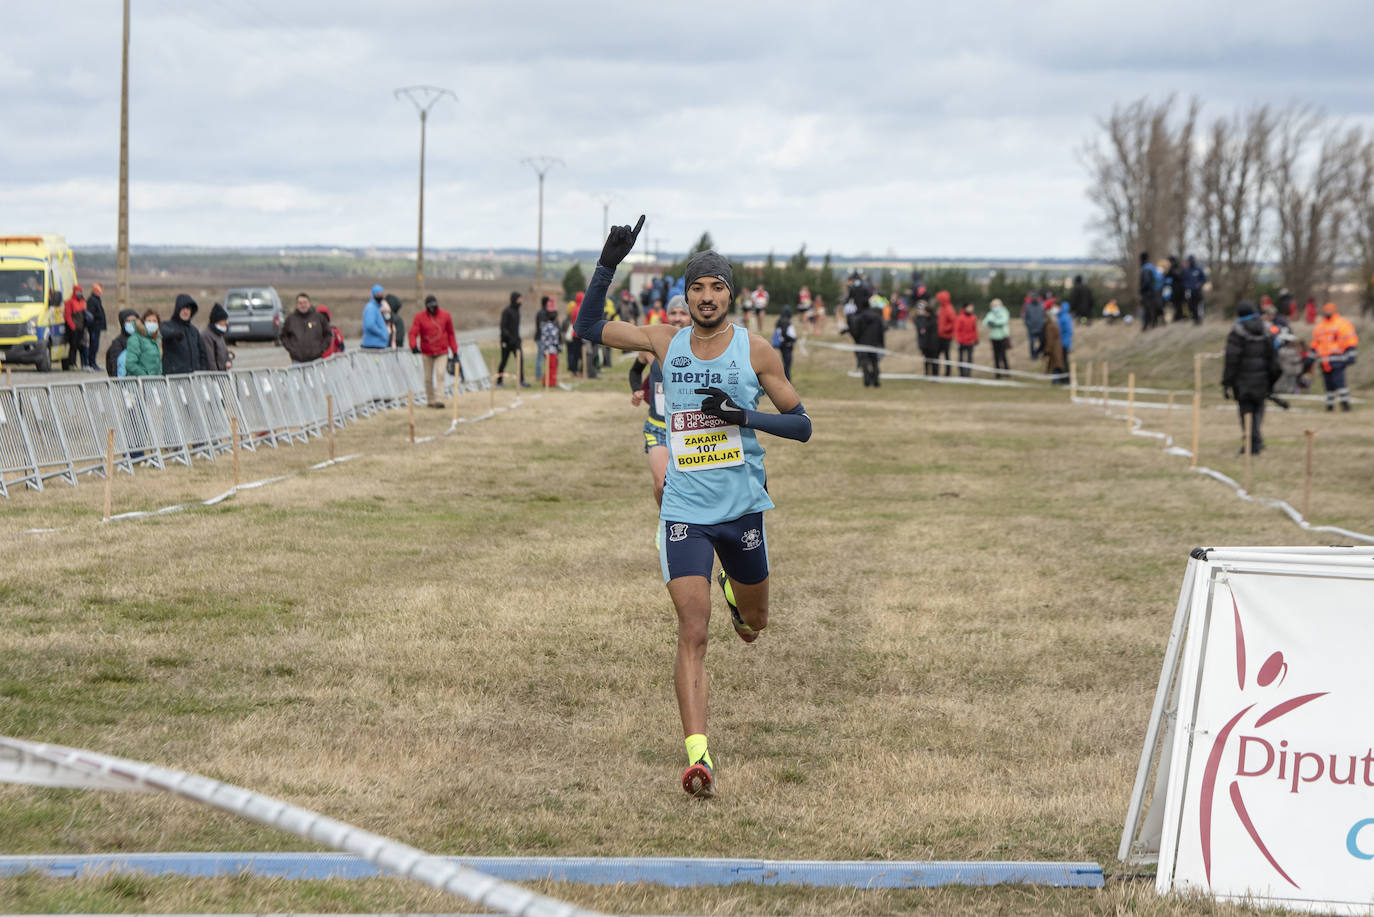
left=1222, top=303, right=1281, bottom=452
left=124, top=313, right=164, bottom=377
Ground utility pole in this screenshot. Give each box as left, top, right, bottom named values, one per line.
left=595, top=194, right=616, bottom=240
left=395, top=86, right=456, bottom=309
left=115, top=0, right=131, bottom=315
left=521, top=156, right=563, bottom=293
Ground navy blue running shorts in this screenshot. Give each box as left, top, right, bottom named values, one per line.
left=643, top=420, right=667, bottom=453
left=659, top=511, right=769, bottom=585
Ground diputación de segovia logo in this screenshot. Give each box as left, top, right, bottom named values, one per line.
left=1198, top=585, right=1332, bottom=888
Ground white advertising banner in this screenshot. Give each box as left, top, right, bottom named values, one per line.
left=1156, top=559, right=1374, bottom=912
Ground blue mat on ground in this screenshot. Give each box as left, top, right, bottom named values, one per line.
left=0, top=853, right=1103, bottom=888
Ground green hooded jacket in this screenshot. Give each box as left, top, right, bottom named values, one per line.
left=124, top=322, right=164, bottom=376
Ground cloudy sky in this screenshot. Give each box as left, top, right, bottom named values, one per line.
left=6, top=1, right=1374, bottom=259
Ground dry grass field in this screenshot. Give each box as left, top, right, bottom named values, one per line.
left=0, top=322, right=1370, bottom=915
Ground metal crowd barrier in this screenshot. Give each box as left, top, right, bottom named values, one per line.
left=0, top=346, right=492, bottom=498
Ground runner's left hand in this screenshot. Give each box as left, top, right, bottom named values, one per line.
left=695, top=387, right=746, bottom=425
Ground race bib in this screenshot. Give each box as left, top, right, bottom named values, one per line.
left=653, top=382, right=664, bottom=418
left=670, top=410, right=743, bottom=472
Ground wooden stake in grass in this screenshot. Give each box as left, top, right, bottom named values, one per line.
left=1190, top=393, right=1201, bottom=468
left=1081, top=361, right=1092, bottom=406
left=1069, top=359, right=1077, bottom=400
left=326, top=394, right=335, bottom=462
left=102, top=428, right=114, bottom=522
left=1165, top=391, right=1175, bottom=445
left=1243, top=412, right=1253, bottom=493
left=408, top=392, right=415, bottom=444
left=490, top=354, right=497, bottom=412
left=1126, top=373, right=1136, bottom=430
left=230, top=416, right=240, bottom=490
left=1102, top=360, right=1109, bottom=412
left=451, top=380, right=460, bottom=425
left=1303, top=429, right=1316, bottom=522
left=1193, top=352, right=1203, bottom=400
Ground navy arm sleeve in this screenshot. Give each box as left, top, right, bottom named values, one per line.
left=574, top=264, right=614, bottom=344
left=742, top=402, right=811, bottom=443
left=628, top=356, right=647, bottom=393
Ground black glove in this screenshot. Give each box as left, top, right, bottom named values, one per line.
left=599, top=214, right=645, bottom=270
left=411, top=346, right=421, bottom=354
left=695, top=387, right=747, bottom=425
left=1222, top=385, right=1232, bottom=400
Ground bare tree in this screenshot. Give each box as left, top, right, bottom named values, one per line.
left=1193, top=106, right=1275, bottom=309
left=1351, top=137, right=1374, bottom=318
left=1082, top=95, right=1200, bottom=290
left=1271, top=111, right=1361, bottom=306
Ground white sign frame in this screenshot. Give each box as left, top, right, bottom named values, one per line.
left=1121, top=546, right=1374, bottom=913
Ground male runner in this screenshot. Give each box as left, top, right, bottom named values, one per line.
left=628, top=295, right=691, bottom=508
left=575, top=216, right=812, bottom=798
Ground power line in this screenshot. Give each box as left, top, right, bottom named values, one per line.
left=521, top=156, right=564, bottom=292
left=396, top=87, right=457, bottom=308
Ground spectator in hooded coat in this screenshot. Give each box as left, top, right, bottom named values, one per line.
left=125, top=310, right=164, bottom=377
left=1057, top=297, right=1075, bottom=364
left=202, top=302, right=232, bottom=371
left=498, top=291, right=528, bottom=386
left=360, top=285, right=388, bottom=349
left=1222, top=302, right=1281, bottom=452
left=105, top=308, right=139, bottom=377
left=318, top=305, right=345, bottom=358
left=159, top=293, right=206, bottom=375
left=914, top=301, right=940, bottom=376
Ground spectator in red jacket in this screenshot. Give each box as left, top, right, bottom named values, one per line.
left=318, top=305, right=345, bottom=358
left=407, top=294, right=458, bottom=409
left=935, top=290, right=956, bottom=376
left=953, top=303, right=980, bottom=377
left=62, top=284, right=88, bottom=370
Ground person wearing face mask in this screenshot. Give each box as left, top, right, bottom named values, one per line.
left=124, top=310, right=164, bottom=377
left=105, top=309, right=139, bottom=377
left=407, top=293, right=458, bottom=408
left=361, top=284, right=390, bottom=350
left=202, top=302, right=233, bottom=371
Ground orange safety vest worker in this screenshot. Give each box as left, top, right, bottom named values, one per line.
left=1311, top=305, right=1359, bottom=370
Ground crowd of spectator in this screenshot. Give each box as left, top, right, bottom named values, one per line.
left=44, top=263, right=1360, bottom=429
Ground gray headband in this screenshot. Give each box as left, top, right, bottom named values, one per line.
left=683, top=251, right=734, bottom=297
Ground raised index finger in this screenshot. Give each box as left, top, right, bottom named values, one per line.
left=630, top=214, right=646, bottom=240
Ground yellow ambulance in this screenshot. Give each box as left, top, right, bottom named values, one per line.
left=0, top=234, right=78, bottom=372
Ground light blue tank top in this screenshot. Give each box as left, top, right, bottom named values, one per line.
left=659, top=324, right=773, bottom=524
